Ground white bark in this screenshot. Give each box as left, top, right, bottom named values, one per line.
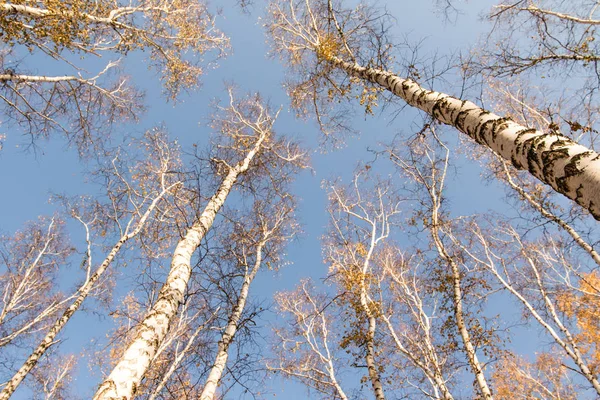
left=501, top=162, right=600, bottom=267
left=199, top=239, right=266, bottom=400
left=147, top=310, right=218, bottom=400
left=329, top=56, right=600, bottom=220
left=458, top=228, right=600, bottom=395
left=93, top=135, right=267, bottom=400
left=359, top=228, right=386, bottom=400
left=0, top=186, right=175, bottom=400
left=430, top=211, right=493, bottom=399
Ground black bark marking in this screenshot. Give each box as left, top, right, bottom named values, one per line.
left=514, top=128, right=538, bottom=157
left=542, top=146, right=570, bottom=193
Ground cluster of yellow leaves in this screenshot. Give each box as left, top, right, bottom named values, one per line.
left=492, top=352, right=576, bottom=399
left=0, top=0, right=112, bottom=51
left=557, top=271, right=600, bottom=373
left=357, top=86, right=382, bottom=116
left=316, top=34, right=341, bottom=62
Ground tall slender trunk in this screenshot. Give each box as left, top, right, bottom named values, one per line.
left=327, top=56, right=600, bottom=220
left=199, top=240, right=266, bottom=400
left=432, top=228, right=493, bottom=399
left=430, top=230, right=493, bottom=398
left=94, top=138, right=267, bottom=400
left=359, top=227, right=386, bottom=400
left=427, top=174, right=493, bottom=399
left=0, top=188, right=173, bottom=400
left=444, top=248, right=493, bottom=399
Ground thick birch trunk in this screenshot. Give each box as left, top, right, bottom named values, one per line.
left=93, top=139, right=265, bottom=400
left=0, top=189, right=172, bottom=400
left=199, top=241, right=265, bottom=400
left=329, top=56, right=600, bottom=220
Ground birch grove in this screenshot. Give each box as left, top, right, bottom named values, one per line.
left=0, top=130, right=183, bottom=399
left=94, top=90, right=306, bottom=399
left=3, top=0, right=600, bottom=398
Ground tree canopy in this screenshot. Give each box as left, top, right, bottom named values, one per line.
left=1, top=0, right=600, bottom=399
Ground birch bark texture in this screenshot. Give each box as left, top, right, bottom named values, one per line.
left=0, top=184, right=178, bottom=400
left=267, top=0, right=600, bottom=220
left=330, top=56, right=600, bottom=220
left=94, top=93, right=276, bottom=400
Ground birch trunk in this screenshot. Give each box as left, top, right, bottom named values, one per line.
left=360, top=227, right=386, bottom=400
left=328, top=56, right=600, bottom=220
left=0, top=188, right=173, bottom=400
left=431, top=232, right=493, bottom=399
left=199, top=239, right=266, bottom=400
left=426, top=158, right=493, bottom=399
left=94, top=137, right=267, bottom=400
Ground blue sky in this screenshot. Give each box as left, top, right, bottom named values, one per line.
left=0, top=0, right=560, bottom=398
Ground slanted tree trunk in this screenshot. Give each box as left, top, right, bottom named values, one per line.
left=93, top=136, right=268, bottom=400
left=327, top=56, right=600, bottom=220
left=0, top=186, right=175, bottom=400
left=200, top=239, right=266, bottom=400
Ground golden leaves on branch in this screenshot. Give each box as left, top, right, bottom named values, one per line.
left=557, top=271, right=600, bottom=373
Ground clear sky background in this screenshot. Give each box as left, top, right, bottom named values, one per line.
left=0, top=0, right=557, bottom=398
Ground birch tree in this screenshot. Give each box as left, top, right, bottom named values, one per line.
left=269, top=280, right=350, bottom=400
left=94, top=89, right=306, bottom=400
left=0, top=129, right=183, bottom=399
left=266, top=0, right=600, bottom=220
left=324, top=172, right=404, bottom=400
left=453, top=219, right=600, bottom=395
left=271, top=169, right=464, bottom=398
left=199, top=195, right=296, bottom=400
left=0, top=217, right=72, bottom=352
left=465, top=79, right=600, bottom=268
left=388, top=128, right=496, bottom=399
left=0, top=0, right=229, bottom=151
